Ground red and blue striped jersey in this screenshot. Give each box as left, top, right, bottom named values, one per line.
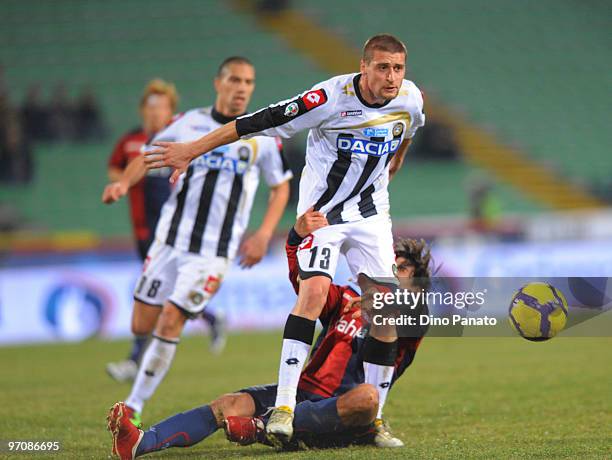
left=285, top=235, right=423, bottom=398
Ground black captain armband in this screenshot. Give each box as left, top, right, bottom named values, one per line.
left=235, top=88, right=328, bottom=137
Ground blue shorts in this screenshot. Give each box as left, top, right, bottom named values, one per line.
left=238, top=384, right=324, bottom=417
left=237, top=384, right=374, bottom=449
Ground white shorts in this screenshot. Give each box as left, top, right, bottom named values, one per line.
left=133, top=239, right=230, bottom=317
left=296, top=213, right=396, bottom=282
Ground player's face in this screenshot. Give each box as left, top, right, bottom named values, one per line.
left=140, top=94, right=173, bottom=134
left=395, top=256, right=415, bottom=289
left=360, top=50, right=406, bottom=101
left=214, top=63, right=255, bottom=115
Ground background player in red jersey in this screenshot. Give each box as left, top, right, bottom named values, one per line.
left=106, top=210, right=431, bottom=458
left=104, top=80, right=226, bottom=383
left=107, top=79, right=178, bottom=261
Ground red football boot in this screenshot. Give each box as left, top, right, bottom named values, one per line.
left=107, top=402, right=144, bottom=459
left=224, top=416, right=266, bottom=445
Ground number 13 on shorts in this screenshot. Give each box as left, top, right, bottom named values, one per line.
left=296, top=235, right=339, bottom=280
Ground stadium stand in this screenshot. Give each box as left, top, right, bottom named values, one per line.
left=1, top=0, right=608, bottom=237
left=300, top=0, right=610, bottom=182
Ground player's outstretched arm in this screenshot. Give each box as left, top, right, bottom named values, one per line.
left=144, top=120, right=240, bottom=183
left=101, top=155, right=147, bottom=204
left=239, top=180, right=290, bottom=268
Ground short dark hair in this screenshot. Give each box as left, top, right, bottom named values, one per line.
left=362, top=34, right=407, bottom=63
left=394, top=238, right=432, bottom=289
left=217, top=56, right=254, bottom=77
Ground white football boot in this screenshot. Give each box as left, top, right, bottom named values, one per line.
left=106, top=359, right=138, bottom=383
left=265, top=406, right=294, bottom=447
left=373, top=419, right=405, bottom=448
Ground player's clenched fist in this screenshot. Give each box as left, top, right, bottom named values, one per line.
left=102, top=181, right=128, bottom=204
left=294, top=207, right=329, bottom=237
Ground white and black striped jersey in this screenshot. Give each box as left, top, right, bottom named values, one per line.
left=236, top=73, right=425, bottom=224
left=148, top=107, right=292, bottom=259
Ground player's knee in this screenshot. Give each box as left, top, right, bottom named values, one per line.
left=354, top=384, right=379, bottom=421
left=131, top=316, right=154, bottom=336
left=298, top=278, right=330, bottom=311
left=131, top=321, right=147, bottom=336
left=155, top=304, right=186, bottom=338
left=210, top=393, right=250, bottom=421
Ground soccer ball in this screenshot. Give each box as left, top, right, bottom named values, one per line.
left=508, top=282, right=568, bottom=341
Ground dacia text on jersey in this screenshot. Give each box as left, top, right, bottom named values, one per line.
left=192, top=149, right=250, bottom=175
left=337, top=137, right=401, bottom=157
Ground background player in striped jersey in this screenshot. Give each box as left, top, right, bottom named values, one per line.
left=106, top=209, right=431, bottom=457
left=104, top=57, right=292, bottom=418
left=103, top=80, right=227, bottom=384
left=143, top=34, right=425, bottom=443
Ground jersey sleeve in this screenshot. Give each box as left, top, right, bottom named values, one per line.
left=108, top=136, right=128, bottom=170
left=286, top=229, right=302, bottom=294
left=257, top=137, right=293, bottom=187
left=235, top=82, right=334, bottom=139
left=405, top=87, right=426, bottom=139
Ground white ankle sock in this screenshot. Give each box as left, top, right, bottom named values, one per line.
left=126, top=335, right=178, bottom=413
left=274, top=339, right=311, bottom=410
left=364, top=362, right=394, bottom=420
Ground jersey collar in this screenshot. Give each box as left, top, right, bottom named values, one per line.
left=353, top=74, right=392, bottom=109
left=211, top=106, right=246, bottom=124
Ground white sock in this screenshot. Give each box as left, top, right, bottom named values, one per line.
left=126, top=335, right=178, bottom=413
left=364, top=362, right=394, bottom=420
left=274, top=339, right=311, bottom=410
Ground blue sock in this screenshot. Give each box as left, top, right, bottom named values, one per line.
left=201, top=310, right=216, bottom=326
left=293, top=397, right=344, bottom=435
left=128, top=335, right=148, bottom=363
left=136, top=405, right=218, bottom=456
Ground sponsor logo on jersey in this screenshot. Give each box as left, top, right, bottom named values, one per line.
left=284, top=102, right=299, bottom=117
left=335, top=318, right=366, bottom=338
left=337, top=137, right=401, bottom=157
left=193, top=151, right=250, bottom=175
left=363, top=127, right=389, bottom=137
left=302, top=89, right=327, bottom=110
left=340, top=110, right=362, bottom=117
left=285, top=358, right=300, bottom=366
left=392, top=122, right=404, bottom=137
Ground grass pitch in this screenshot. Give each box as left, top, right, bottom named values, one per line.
left=0, top=333, right=610, bottom=459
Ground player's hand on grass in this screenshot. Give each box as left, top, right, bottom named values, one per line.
left=294, top=207, right=329, bottom=238
left=238, top=231, right=270, bottom=268
left=143, top=141, right=197, bottom=184
left=102, top=181, right=128, bottom=204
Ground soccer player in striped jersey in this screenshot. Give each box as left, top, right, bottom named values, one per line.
left=104, top=56, right=292, bottom=418
left=103, top=80, right=228, bottom=384
left=104, top=79, right=176, bottom=383
left=144, top=34, right=425, bottom=443
left=106, top=209, right=431, bottom=458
